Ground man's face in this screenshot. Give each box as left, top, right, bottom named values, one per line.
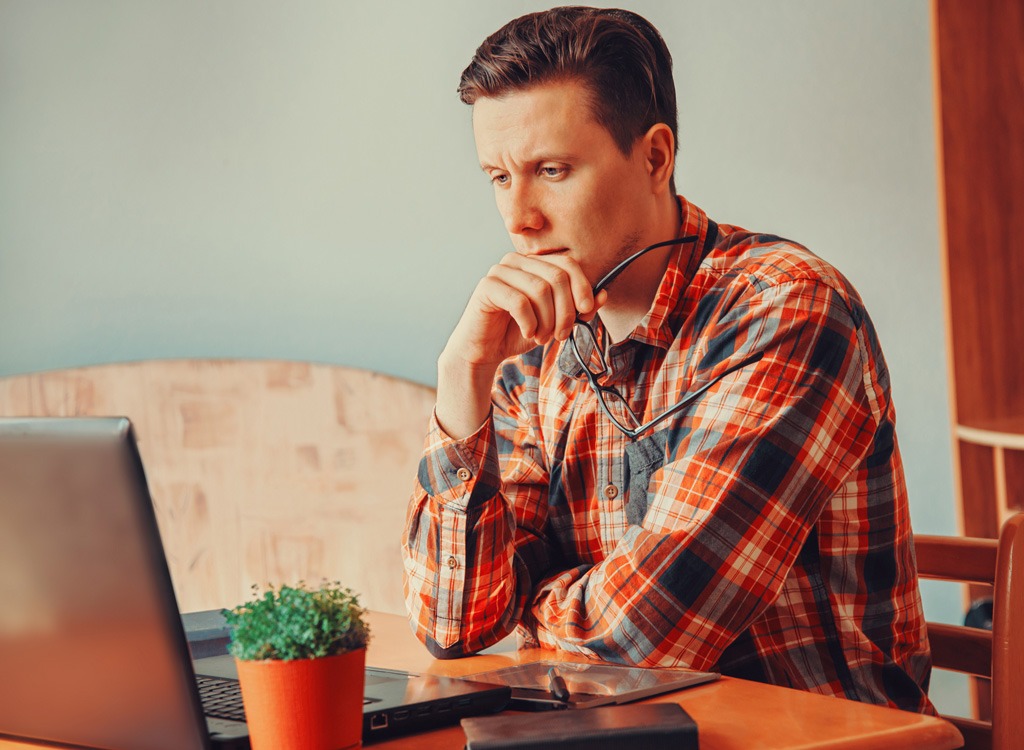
left=472, top=79, right=659, bottom=287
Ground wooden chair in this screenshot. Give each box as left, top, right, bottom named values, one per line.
left=914, top=513, right=1024, bottom=750
left=0, top=360, right=436, bottom=617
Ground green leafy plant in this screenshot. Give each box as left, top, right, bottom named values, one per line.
left=223, top=581, right=371, bottom=661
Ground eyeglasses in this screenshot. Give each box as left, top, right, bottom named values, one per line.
left=569, top=237, right=764, bottom=439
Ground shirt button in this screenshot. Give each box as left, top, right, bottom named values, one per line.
left=603, top=484, right=619, bottom=500
left=456, top=467, right=472, bottom=482
left=446, top=556, right=459, bottom=569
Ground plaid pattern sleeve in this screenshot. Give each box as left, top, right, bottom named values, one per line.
left=402, top=400, right=551, bottom=656
left=403, top=197, right=933, bottom=713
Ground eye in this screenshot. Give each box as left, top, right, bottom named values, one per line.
left=539, top=165, right=568, bottom=179
left=489, top=172, right=509, bottom=186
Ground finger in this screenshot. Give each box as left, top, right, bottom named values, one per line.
left=501, top=254, right=585, bottom=340
left=579, top=289, right=608, bottom=323
left=519, top=253, right=597, bottom=316
left=485, top=265, right=556, bottom=341
left=476, top=275, right=541, bottom=341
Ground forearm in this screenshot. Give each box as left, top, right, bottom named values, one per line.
left=402, top=407, right=549, bottom=657
left=403, top=488, right=525, bottom=657
left=434, top=350, right=499, bottom=440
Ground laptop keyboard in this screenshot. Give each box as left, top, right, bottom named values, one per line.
left=197, top=674, right=379, bottom=723
left=197, top=675, right=247, bottom=722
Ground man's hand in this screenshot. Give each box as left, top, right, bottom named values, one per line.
left=436, top=252, right=607, bottom=439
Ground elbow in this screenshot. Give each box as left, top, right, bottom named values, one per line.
left=424, top=636, right=476, bottom=660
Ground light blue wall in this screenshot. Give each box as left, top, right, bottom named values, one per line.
left=0, top=0, right=966, bottom=711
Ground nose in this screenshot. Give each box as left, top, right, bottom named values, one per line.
left=502, top=181, right=545, bottom=237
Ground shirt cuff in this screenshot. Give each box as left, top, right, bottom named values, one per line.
left=419, top=407, right=496, bottom=512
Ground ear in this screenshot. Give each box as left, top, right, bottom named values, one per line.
left=640, top=123, right=675, bottom=194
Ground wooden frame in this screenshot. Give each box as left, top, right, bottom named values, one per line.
left=915, top=513, right=1024, bottom=750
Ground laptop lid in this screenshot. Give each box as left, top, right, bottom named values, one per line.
left=0, top=417, right=212, bottom=750
left=0, top=417, right=509, bottom=747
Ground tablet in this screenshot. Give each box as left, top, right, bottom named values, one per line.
left=463, top=660, right=719, bottom=710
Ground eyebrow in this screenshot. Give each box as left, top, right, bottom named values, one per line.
left=479, top=155, right=578, bottom=172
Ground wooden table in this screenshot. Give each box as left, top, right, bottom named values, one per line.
left=0, top=612, right=963, bottom=750
left=362, top=613, right=963, bottom=750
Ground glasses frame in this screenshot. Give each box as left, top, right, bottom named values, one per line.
left=569, top=236, right=764, bottom=439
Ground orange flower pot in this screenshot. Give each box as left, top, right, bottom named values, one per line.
left=235, top=648, right=366, bottom=750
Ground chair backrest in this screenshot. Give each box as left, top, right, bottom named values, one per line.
left=0, top=360, right=436, bottom=616
left=914, top=513, right=1024, bottom=750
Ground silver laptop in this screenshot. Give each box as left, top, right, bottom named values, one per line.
left=0, top=417, right=509, bottom=749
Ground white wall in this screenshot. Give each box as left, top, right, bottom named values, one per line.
left=0, top=0, right=965, bottom=710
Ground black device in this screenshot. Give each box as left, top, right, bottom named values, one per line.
left=461, top=702, right=699, bottom=750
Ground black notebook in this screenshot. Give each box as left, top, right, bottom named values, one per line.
left=460, top=702, right=698, bottom=750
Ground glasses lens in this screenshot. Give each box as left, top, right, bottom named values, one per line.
left=571, top=322, right=604, bottom=376
left=595, top=385, right=641, bottom=430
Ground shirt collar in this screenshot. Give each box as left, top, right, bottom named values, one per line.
left=629, top=195, right=714, bottom=348
left=557, top=196, right=715, bottom=378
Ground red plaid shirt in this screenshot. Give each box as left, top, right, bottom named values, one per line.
left=403, top=197, right=934, bottom=713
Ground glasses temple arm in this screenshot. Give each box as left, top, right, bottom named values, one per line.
left=641, top=350, right=767, bottom=433
left=592, top=235, right=700, bottom=294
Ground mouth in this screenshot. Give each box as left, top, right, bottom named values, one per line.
left=530, top=247, right=569, bottom=257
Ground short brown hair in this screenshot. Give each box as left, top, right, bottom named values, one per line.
left=458, top=6, right=678, bottom=168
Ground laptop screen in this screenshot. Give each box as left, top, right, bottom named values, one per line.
left=0, top=418, right=211, bottom=750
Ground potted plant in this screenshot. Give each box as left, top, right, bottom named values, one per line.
left=223, top=581, right=371, bottom=750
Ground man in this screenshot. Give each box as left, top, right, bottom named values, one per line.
left=402, top=6, right=933, bottom=713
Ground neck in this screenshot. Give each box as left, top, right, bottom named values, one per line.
left=599, top=194, right=684, bottom=343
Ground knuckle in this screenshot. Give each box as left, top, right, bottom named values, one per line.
left=549, top=269, right=570, bottom=289
left=528, top=276, right=548, bottom=296
left=510, top=293, right=532, bottom=317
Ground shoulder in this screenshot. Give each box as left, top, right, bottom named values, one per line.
left=711, top=226, right=854, bottom=293
left=693, top=223, right=894, bottom=417
left=697, top=225, right=868, bottom=326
